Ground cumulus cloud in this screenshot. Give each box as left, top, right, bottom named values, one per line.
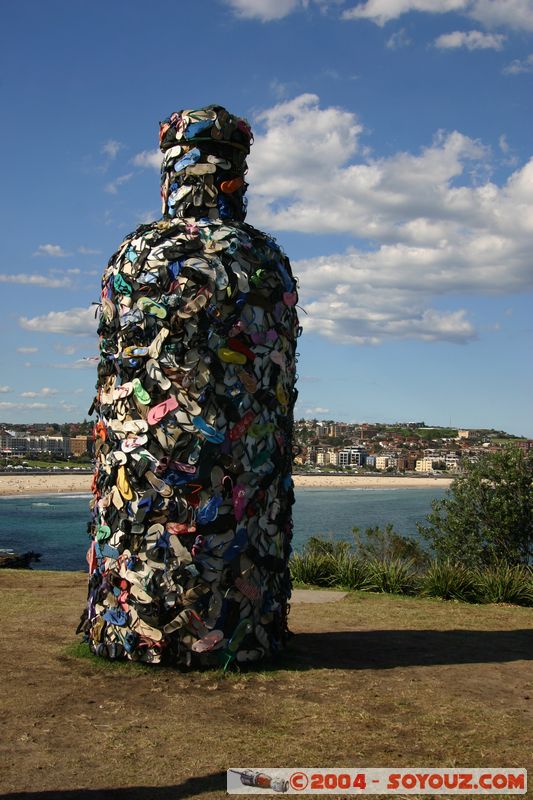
left=54, top=343, right=77, bottom=355
left=132, top=149, right=163, bottom=170
left=102, top=139, right=122, bottom=160
left=342, top=0, right=533, bottom=31
left=503, top=53, right=533, bottom=74
left=33, top=243, right=68, bottom=257
left=305, top=406, right=331, bottom=414
left=105, top=173, right=134, bottom=194
left=78, top=246, right=102, bottom=255
left=0, top=386, right=12, bottom=393
left=342, top=0, right=468, bottom=25
left=51, top=359, right=95, bottom=370
left=21, top=388, right=58, bottom=397
left=0, top=273, right=72, bottom=288
left=225, top=0, right=302, bottom=21
left=19, top=307, right=98, bottom=336
left=0, top=401, right=49, bottom=410
left=386, top=27, right=412, bottom=47
left=248, top=93, right=533, bottom=345
left=16, top=346, right=38, bottom=354
left=435, top=29, right=506, bottom=49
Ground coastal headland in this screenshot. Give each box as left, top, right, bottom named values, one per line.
left=0, top=472, right=452, bottom=497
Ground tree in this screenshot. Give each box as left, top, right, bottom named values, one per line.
left=417, top=448, right=533, bottom=567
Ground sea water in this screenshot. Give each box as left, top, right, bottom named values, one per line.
left=0, top=486, right=448, bottom=571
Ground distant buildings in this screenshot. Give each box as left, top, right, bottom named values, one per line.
left=295, top=419, right=529, bottom=474
left=0, top=428, right=92, bottom=458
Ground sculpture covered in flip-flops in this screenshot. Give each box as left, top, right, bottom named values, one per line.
left=78, top=105, right=300, bottom=668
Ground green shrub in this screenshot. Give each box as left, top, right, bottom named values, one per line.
left=353, top=524, right=429, bottom=568
left=332, top=555, right=377, bottom=591
left=366, top=557, right=419, bottom=595
left=418, top=448, right=533, bottom=567
left=290, top=552, right=337, bottom=587
left=475, top=562, right=533, bottom=606
left=420, top=560, right=477, bottom=601
left=305, top=535, right=351, bottom=559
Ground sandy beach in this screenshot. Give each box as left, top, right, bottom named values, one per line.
left=0, top=472, right=452, bottom=497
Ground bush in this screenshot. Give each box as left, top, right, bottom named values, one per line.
left=475, top=562, right=533, bottom=606
left=305, top=535, right=352, bottom=559
left=332, top=555, right=376, bottom=591
left=353, top=523, right=429, bottom=568
left=290, top=552, right=337, bottom=587
left=418, top=448, right=533, bottom=568
left=366, top=557, right=419, bottom=595
left=420, top=560, right=477, bottom=602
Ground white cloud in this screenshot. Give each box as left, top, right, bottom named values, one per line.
left=54, top=343, right=77, bottom=355
left=16, top=347, right=38, bottom=354
left=342, top=0, right=533, bottom=30
left=51, top=359, right=94, bottom=370
left=59, top=402, right=78, bottom=412
left=503, top=53, right=533, bottom=75
left=19, top=307, right=98, bottom=336
left=248, top=94, right=533, bottom=345
left=468, top=0, right=533, bottom=32
left=0, top=386, right=12, bottom=393
left=0, top=401, right=49, bottom=410
left=21, top=388, right=59, bottom=398
left=78, top=246, right=102, bottom=255
left=386, top=27, right=412, bottom=47
left=105, top=173, right=134, bottom=194
left=305, top=406, right=331, bottom=414
left=102, top=139, right=122, bottom=160
left=342, top=0, right=468, bottom=25
left=33, top=243, right=69, bottom=257
left=136, top=208, right=159, bottom=224
left=0, top=273, right=71, bottom=288
left=225, top=0, right=302, bottom=21
left=435, top=29, right=506, bottom=49
left=499, top=134, right=509, bottom=153
left=132, top=149, right=163, bottom=170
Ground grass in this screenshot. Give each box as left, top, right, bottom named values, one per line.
left=1, top=570, right=532, bottom=798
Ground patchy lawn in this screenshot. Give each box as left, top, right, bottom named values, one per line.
left=0, top=570, right=531, bottom=800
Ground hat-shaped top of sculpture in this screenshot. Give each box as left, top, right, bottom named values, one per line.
left=159, top=105, right=253, bottom=223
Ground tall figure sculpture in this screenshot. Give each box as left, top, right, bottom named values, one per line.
left=79, top=105, right=299, bottom=668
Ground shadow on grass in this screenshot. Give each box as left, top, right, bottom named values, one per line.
left=0, top=772, right=225, bottom=800
left=281, top=628, right=533, bottom=670
left=67, top=629, right=533, bottom=677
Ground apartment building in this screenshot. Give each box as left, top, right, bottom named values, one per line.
left=1, top=428, right=70, bottom=457
left=337, top=447, right=368, bottom=467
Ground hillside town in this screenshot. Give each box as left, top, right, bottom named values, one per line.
left=294, top=419, right=533, bottom=474
left=0, top=419, right=532, bottom=472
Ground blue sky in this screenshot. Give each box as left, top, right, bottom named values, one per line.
left=1, top=0, right=532, bottom=435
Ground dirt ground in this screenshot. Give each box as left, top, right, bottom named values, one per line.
left=0, top=570, right=531, bottom=800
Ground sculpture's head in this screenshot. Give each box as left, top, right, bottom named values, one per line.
left=159, top=105, right=253, bottom=222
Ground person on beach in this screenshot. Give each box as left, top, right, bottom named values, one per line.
left=78, top=105, right=300, bottom=667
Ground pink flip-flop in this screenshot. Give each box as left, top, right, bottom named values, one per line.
left=147, top=395, right=179, bottom=426
left=191, top=629, right=224, bottom=653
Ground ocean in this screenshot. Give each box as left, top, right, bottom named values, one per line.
left=0, top=486, right=448, bottom=571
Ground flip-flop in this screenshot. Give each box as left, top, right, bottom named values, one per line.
left=192, top=415, right=224, bottom=443
left=146, top=358, right=171, bottom=390
left=147, top=395, right=179, bottom=426
left=191, top=629, right=224, bottom=653
left=137, top=297, right=167, bottom=319
left=131, top=378, right=151, bottom=405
